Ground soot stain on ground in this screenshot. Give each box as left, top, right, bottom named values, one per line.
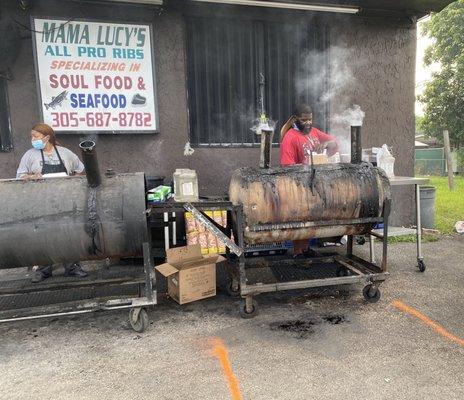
left=270, top=319, right=316, bottom=338
left=322, top=315, right=347, bottom=325
left=270, top=314, right=348, bottom=338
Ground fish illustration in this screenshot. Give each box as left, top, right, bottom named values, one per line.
left=44, top=90, right=68, bottom=110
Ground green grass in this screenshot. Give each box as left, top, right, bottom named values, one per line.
left=426, top=176, right=464, bottom=234
left=387, top=234, right=439, bottom=244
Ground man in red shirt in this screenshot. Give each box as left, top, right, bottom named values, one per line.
left=280, top=104, right=338, bottom=166
left=280, top=104, right=339, bottom=257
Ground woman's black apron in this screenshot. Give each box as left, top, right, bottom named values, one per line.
left=41, top=147, right=67, bottom=175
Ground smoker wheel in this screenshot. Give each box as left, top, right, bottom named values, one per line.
left=240, top=299, right=258, bottom=319
left=418, top=259, right=426, bottom=273
left=129, top=307, right=149, bottom=333
left=226, top=279, right=240, bottom=298
left=355, top=236, right=366, bottom=245
left=362, top=285, right=381, bottom=303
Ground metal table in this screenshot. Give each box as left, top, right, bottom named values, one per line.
left=370, top=176, right=430, bottom=272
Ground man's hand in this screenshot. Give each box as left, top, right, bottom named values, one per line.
left=314, top=140, right=338, bottom=155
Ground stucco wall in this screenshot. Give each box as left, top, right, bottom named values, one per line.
left=329, top=18, right=416, bottom=224
left=0, top=0, right=416, bottom=225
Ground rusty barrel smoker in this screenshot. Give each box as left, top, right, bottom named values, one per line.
left=228, top=134, right=392, bottom=317
left=229, top=163, right=390, bottom=244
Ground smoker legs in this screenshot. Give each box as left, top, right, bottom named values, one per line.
left=362, top=284, right=381, bottom=303
left=129, top=307, right=149, bottom=333
left=240, top=296, right=258, bottom=319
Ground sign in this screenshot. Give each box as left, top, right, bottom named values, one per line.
left=32, top=18, right=158, bottom=133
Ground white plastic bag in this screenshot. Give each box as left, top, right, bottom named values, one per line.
left=377, top=144, right=395, bottom=178
left=455, top=221, right=464, bottom=234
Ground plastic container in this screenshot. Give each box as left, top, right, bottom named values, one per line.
left=377, top=145, right=395, bottom=178
left=173, top=169, right=199, bottom=202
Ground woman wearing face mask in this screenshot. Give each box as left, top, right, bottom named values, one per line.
left=16, top=123, right=85, bottom=179
left=280, top=103, right=338, bottom=166
left=16, top=123, right=88, bottom=282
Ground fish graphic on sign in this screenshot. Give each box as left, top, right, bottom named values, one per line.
left=44, top=90, right=68, bottom=110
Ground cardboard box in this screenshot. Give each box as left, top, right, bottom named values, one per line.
left=155, top=245, right=225, bottom=305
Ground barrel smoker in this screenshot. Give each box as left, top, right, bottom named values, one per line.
left=227, top=126, right=392, bottom=317
left=0, top=141, right=156, bottom=332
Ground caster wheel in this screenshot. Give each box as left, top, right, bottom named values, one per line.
left=363, top=285, right=381, bottom=303
left=418, top=259, right=426, bottom=273
left=355, top=236, right=366, bottom=245
left=129, top=307, right=149, bottom=333
left=240, top=299, right=258, bottom=319
left=226, top=280, right=240, bottom=298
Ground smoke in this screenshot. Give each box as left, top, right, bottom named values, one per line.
left=333, top=104, right=365, bottom=126
left=296, top=46, right=355, bottom=114
left=295, top=41, right=371, bottom=155
left=250, top=118, right=276, bottom=135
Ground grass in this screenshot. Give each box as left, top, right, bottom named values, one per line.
left=387, top=234, right=439, bottom=244
left=383, top=175, right=463, bottom=243
left=426, top=176, right=464, bottom=234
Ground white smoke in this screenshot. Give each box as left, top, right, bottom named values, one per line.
left=333, top=104, right=365, bottom=126
left=295, top=44, right=367, bottom=155
left=251, top=118, right=276, bottom=135
left=296, top=46, right=355, bottom=111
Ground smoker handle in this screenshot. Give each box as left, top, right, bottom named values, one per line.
left=310, top=150, right=316, bottom=195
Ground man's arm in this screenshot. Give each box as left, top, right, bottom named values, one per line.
left=314, top=129, right=339, bottom=156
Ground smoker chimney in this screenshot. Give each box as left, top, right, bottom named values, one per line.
left=350, top=126, right=362, bottom=164
left=259, top=128, right=274, bottom=169
left=79, top=140, right=101, bottom=187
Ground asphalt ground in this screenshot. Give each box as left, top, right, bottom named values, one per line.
left=0, top=236, right=463, bottom=400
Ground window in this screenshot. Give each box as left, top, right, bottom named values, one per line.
left=0, top=77, right=12, bottom=152
left=185, top=16, right=328, bottom=147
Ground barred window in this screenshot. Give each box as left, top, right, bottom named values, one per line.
left=185, top=15, right=328, bottom=147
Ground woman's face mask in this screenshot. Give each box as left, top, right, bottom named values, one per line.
left=31, top=139, right=46, bottom=150
left=30, top=130, right=49, bottom=150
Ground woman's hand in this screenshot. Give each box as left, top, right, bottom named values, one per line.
left=21, top=172, right=42, bottom=180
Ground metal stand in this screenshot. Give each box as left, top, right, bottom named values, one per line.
left=371, top=177, right=429, bottom=272
left=233, top=200, right=391, bottom=318
left=0, top=243, right=157, bottom=332
left=148, top=199, right=391, bottom=318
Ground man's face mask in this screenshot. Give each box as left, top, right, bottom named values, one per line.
left=296, top=113, right=313, bottom=134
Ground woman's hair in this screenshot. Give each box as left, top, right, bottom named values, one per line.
left=31, top=123, right=58, bottom=146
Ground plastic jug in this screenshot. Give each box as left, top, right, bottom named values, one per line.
left=376, top=144, right=395, bottom=178
left=173, top=169, right=199, bottom=202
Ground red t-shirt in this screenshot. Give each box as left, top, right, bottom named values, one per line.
left=280, top=127, right=338, bottom=166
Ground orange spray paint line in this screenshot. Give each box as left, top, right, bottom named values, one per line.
left=208, top=338, right=243, bottom=400
left=393, top=299, right=464, bottom=347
